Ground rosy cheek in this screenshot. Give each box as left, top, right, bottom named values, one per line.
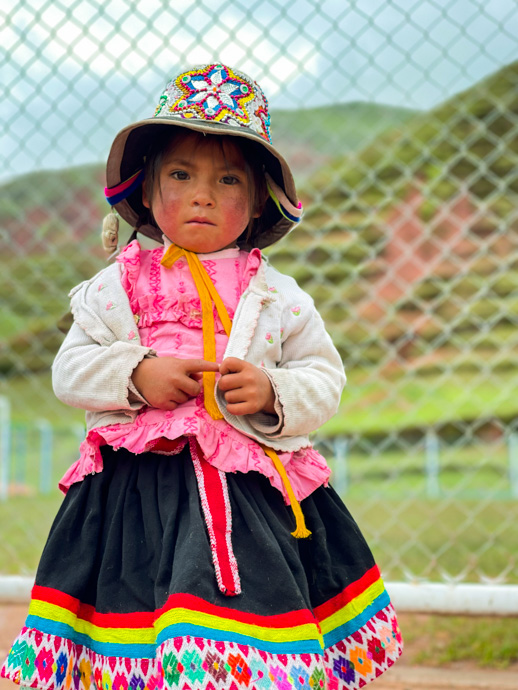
left=223, top=197, right=250, bottom=227
left=153, top=192, right=181, bottom=218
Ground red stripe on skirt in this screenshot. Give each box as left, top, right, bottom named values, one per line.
left=313, top=564, right=381, bottom=621
left=189, top=438, right=241, bottom=596
left=31, top=585, right=319, bottom=630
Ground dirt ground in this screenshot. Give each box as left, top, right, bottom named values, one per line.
left=0, top=606, right=516, bottom=690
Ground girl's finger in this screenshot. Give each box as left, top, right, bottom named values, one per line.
left=223, top=388, right=247, bottom=405
left=218, top=373, right=239, bottom=391
left=225, top=401, right=253, bottom=416
left=219, top=357, right=245, bottom=376
left=169, top=390, right=190, bottom=404
left=183, top=359, right=220, bottom=373
left=177, top=376, right=201, bottom=397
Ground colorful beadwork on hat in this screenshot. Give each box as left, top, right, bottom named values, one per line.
left=153, top=64, right=272, bottom=143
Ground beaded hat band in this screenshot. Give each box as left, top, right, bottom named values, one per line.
left=105, top=64, right=302, bottom=249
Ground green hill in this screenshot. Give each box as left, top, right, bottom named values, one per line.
left=271, top=102, right=416, bottom=175
left=265, top=60, right=518, bottom=434
left=304, top=59, right=518, bottom=213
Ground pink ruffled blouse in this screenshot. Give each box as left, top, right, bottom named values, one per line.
left=60, top=241, right=330, bottom=502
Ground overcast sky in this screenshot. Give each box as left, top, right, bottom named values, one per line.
left=2, top=0, right=518, bottom=180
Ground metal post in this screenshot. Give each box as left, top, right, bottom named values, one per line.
left=425, top=429, right=440, bottom=498
left=0, top=396, right=11, bottom=501
left=508, top=432, right=518, bottom=499
left=13, top=423, right=28, bottom=487
left=333, top=437, right=349, bottom=496
left=73, top=423, right=86, bottom=446
left=36, top=419, right=53, bottom=494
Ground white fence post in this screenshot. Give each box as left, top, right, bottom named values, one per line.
left=508, top=431, right=518, bottom=499
left=425, top=429, right=440, bottom=498
left=333, top=437, right=349, bottom=496
left=36, top=419, right=53, bottom=494
left=0, top=396, right=11, bottom=501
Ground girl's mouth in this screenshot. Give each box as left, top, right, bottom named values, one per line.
left=188, top=217, right=215, bottom=225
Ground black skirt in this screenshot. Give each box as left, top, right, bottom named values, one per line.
left=1, top=445, right=402, bottom=690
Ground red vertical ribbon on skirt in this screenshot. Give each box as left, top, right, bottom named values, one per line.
left=189, top=438, right=242, bottom=596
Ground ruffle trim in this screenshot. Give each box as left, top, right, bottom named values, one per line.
left=128, top=297, right=232, bottom=332
left=59, top=404, right=330, bottom=501
left=116, top=242, right=261, bottom=330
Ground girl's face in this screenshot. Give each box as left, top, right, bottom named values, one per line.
left=142, top=132, right=258, bottom=253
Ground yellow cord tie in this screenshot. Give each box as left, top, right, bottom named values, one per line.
left=261, top=445, right=312, bottom=538
left=161, top=243, right=231, bottom=419
left=161, top=243, right=311, bottom=538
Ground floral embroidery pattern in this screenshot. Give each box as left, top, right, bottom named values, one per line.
left=35, top=647, right=54, bottom=683
left=1, top=606, right=403, bottom=690
left=203, top=651, right=228, bottom=683
left=291, top=306, right=301, bottom=316
left=102, top=669, right=112, bottom=690
left=325, top=667, right=339, bottom=690
left=248, top=658, right=270, bottom=690
left=333, top=656, right=355, bottom=683
left=106, top=301, right=116, bottom=310
left=162, top=651, right=181, bottom=686
left=78, top=658, right=93, bottom=688
left=291, top=665, right=310, bottom=690
left=227, top=653, right=251, bottom=685
left=55, top=651, right=68, bottom=686
left=270, top=665, right=292, bottom=690
left=127, top=330, right=138, bottom=341
left=154, top=64, right=271, bottom=142
left=181, top=649, right=205, bottom=684
left=310, top=667, right=326, bottom=689
left=20, top=643, right=36, bottom=681
left=265, top=332, right=274, bottom=344
left=176, top=65, right=252, bottom=119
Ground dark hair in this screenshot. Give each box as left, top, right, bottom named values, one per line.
left=137, top=129, right=268, bottom=248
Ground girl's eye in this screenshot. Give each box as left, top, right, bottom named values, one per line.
left=221, top=175, right=239, bottom=185
left=171, top=170, right=189, bottom=180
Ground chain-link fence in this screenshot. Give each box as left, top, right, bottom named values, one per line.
left=1, top=0, right=518, bottom=588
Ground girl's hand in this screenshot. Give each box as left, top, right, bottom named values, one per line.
left=132, top=356, right=220, bottom=410
left=218, top=357, right=276, bottom=416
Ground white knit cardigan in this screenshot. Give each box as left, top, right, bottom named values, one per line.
left=52, top=254, right=346, bottom=453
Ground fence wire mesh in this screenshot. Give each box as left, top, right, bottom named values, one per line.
left=1, top=0, right=518, bottom=586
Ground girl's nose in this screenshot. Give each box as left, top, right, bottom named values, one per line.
left=191, top=182, right=215, bottom=207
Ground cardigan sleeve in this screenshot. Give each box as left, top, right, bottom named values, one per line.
left=52, top=320, right=155, bottom=412
left=215, top=266, right=346, bottom=445
left=258, top=300, right=345, bottom=439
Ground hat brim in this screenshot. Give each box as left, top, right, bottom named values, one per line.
left=106, top=116, right=299, bottom=249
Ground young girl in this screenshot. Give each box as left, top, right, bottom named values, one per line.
left=1, top=63, right=402, bottom=690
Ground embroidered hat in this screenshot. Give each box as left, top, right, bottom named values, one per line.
left=104, top=63, right=302, bottom=250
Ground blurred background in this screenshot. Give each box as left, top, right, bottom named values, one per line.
left=1, top=0, right=518, bottom=595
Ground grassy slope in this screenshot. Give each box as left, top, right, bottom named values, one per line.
left=305, top=60, right=518, bottom=206
left=271, top=102, right=416, bottom=161
left=400, top=613, right=518, bottom=668
left=266, top=60, right=518, bottom=432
